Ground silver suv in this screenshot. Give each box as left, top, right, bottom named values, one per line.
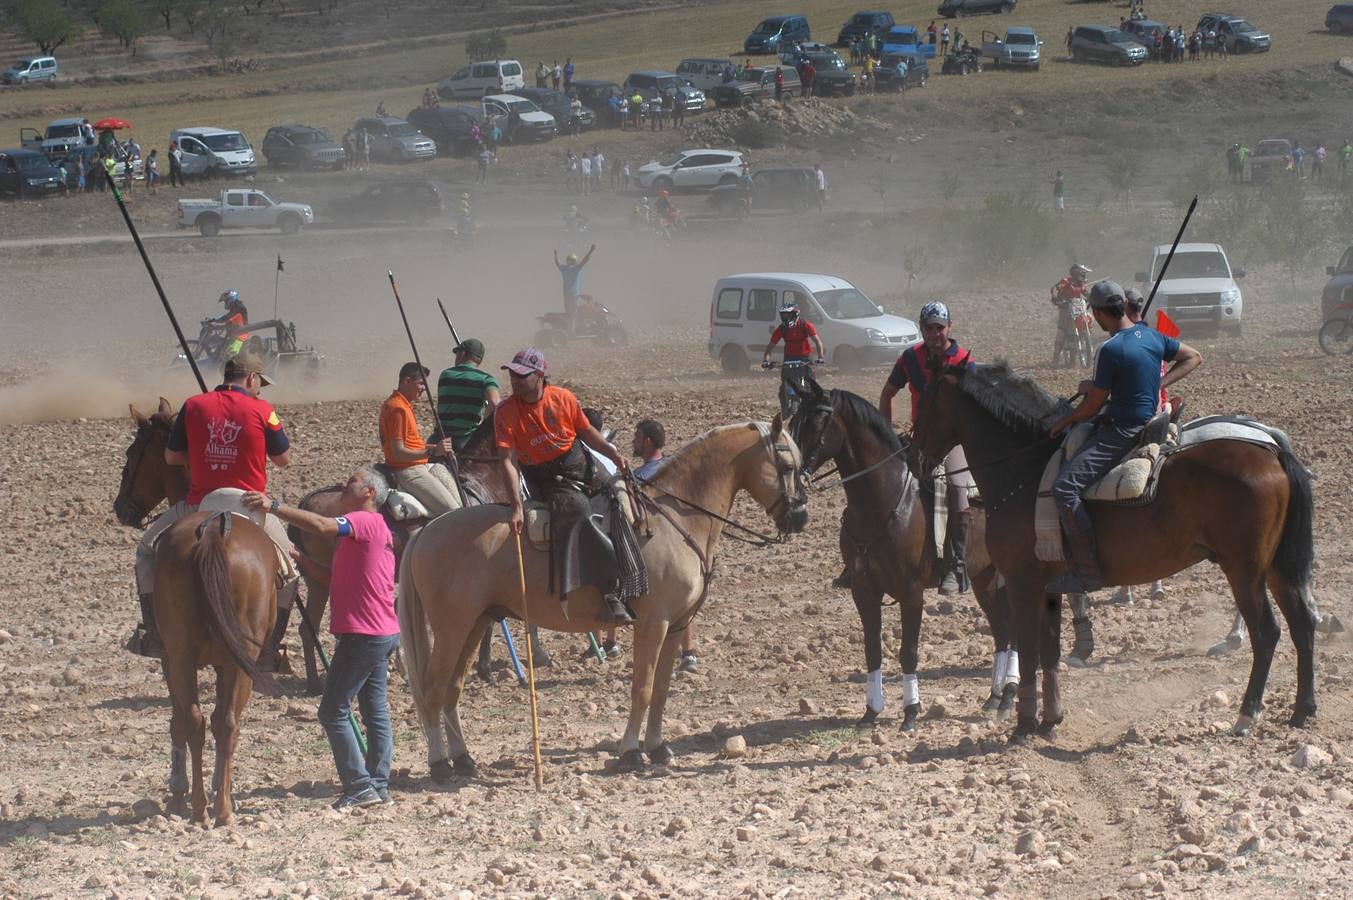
left=1069, top=25, right=1147, bottom=65
left=634, top=149, right=744, bottom=192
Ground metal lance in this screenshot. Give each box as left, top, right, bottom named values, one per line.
left=103, top=168, right=207, bottom=394
left=1138, top=195, right=1199, bottom=325
left=436, top=298, right=462, bottom=348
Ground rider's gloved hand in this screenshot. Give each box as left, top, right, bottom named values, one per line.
left=761, top=360, right=773, bottom=369
left=815, top=358, right=825, bottom=366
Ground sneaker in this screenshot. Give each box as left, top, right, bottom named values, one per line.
left=678, top=651, right=699, bottom=674
left=375, top=787, right=394, bottom=805
left=332, top=787, right=381, bottom=811
left=603, top=639, right=622, bottom=660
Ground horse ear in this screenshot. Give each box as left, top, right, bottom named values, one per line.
left=130, top=404, right=150, bottom=428
left=157, top=397, right=173, bottom=418
left=770, top=413, right=783, bottom=436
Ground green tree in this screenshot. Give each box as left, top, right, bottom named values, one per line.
left=97, top=0, right=147, bottom=54
left=7, top=0, right=77, bottom=54
left=465, top=29, right=507, bottom=62
left=153, top=0, right=178, bottom=30
left=1258, top=182, right=1328, bottom=298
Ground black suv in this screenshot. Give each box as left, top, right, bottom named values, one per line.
left=781, top=46, right=858, bottom=95
left=937, top=0, right=1014, bottom=18
left=330, top=180, right=443, bottom=225
left=569, top=80, right=626, bottom=127
left=261, top=125, right=345, bottom=170
left=507, top=87, right=595, bottom=134
left=0, top=147, right=64, bottom=197
left=837, top=10, right=894, bottom=46
left=1329, top=4, right=1353, bottom=33
left=708, top=166, right=816, bottom=215
left=405, top=106, right=483, bottom=156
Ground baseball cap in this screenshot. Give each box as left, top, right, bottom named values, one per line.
left=1123, top=286, right=1145, bottom=310
left=1088, top=279, right=1126, bottom=309
left=224, top=350, right=273, bottom=386
left=918, top=300, right=951, bottom=325
left=454, top=337, right=486, bottom=360
left=503, top=347, right=548, bottom=376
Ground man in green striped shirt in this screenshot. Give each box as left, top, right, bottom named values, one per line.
left=436, top=338, right=501, bottom=450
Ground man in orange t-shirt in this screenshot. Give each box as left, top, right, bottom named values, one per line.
left=379, top=362, right=461, bottom=517
left=494, top=347, right=632, bottom=623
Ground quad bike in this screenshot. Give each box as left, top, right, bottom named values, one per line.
left=170, top=317, right=324, bottom=381
left=533, top=295, right=628, bottom=348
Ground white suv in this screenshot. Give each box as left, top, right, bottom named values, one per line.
left=1134, top=242, right=1245, bottom=337
left=635, top=149, right=744, bottom=192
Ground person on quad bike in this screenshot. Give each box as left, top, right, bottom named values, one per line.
left=761, top=302, right=825, bottom=419
left=1050, top=264, right=1091, bottom=367
left=210, top=289, right=251, bottom=359
left=554, top=244, right=596, bottom=332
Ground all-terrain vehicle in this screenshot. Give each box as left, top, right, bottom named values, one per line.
left=533, top=295, right=628, bottom=348
left=172, top=317, right=324, bottom=381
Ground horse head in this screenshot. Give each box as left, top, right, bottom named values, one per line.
left=788, top=378, right=844, bottom=475
left=749, top=416, right=809, bottom=535
left=114, top=398, right=182, bottom=527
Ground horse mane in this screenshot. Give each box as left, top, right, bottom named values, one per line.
left=644, top=421, right=761, bottom=489
left=955, top=360, right=1071, bottom=438
left=460, top=407, right=497, bottom=456
left=831, top=389, right=902, bottom=452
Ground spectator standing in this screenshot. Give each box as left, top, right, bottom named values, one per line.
left=672, top=91, right=686, bottom=128
left=103, top=153, right=117, bottom=191
left=926, top=20, right=938, bottom=48
left=359, top=129, right=371, bottom=170
left=340, top=131, right=354, bottom=171
left=774, top=67, right=786, bottom=100
left=1313, top=142, right=1327, bottom=181
left=536, top=61, right=549, bottom=88
left=723, top=61, right=736, bottom=82
left=621, top=159, right=631, bottom=191
left=863, top=53, right=875, bottom=92
left=801, top=59, right=816, bottom=97
left=73, top=153, right=86, bottom=194
left=478, top=144, right=491, bottom=184
left=941, top=24, right=951, bottom=56
left=166, top=143, right=181, bottom=187
left=563, top=57, right=575, bottom=90
left=145, top=149, right=159, bottom=194
left=1340, top=139, right=1352, bottom=177
left=579, top=153, right=592, bottom=196
left=591, top=148, right=604, bottom=192
left=564, top=150, right=578, bottom=191
left=487, top=122, right=502, bottom=158
left=1236, top=142, right=1251, bottom=180
left=1217, top=31, right=1228, bottom=59
left=814, top=163, right=827, bottom=211
left=1293, top=143, right=1306, bottom=179
left=1052, top=169, right=1065, bottom=212
left=551, top=60, right=562, bottom=90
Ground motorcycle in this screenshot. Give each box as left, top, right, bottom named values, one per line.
left=533, top=295, right=628, bottom=348
left=1051, top=294, right=1095, bottom=369
left=763, top=358, right=822, bottom=419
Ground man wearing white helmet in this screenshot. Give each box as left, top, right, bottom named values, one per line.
left=878, top=300, right=978, bottom=595
left=1050, top=264, right=1091, bottom=367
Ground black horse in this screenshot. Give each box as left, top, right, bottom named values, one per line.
left=791, top=381, right=1017, bottom=729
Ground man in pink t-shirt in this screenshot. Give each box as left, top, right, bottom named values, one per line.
left=245, top=468, right=399, bottom=811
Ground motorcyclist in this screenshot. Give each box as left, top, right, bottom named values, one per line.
left=737, top=164, right=755, bottom=215
left=209, top=289, right=251, bottom=359
left=654, top=189, right=682, bottom=227
left=1050, top=264, right=1091, bottom=367
left=761, top=302, right=825, bottom=418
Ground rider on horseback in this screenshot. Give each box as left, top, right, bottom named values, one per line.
left=1047, top=280, right=1202, bottom=593
left=1050, top=264, right=1090, bottom=367
left=879, top=300, right=977, bottom=595
left=761, top=302, right=825, bottom=418
left=379, top=362, right=462, bottom=518
left=130, top=350, right=299, bottom=658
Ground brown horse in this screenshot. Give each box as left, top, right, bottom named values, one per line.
left=790, top=383, right=1017, bottom=728
left=913, top=362, right=1318, bottom=741
left=398, top=419, right=808, bottom=778
left=115, top=400, right=186, bottom=529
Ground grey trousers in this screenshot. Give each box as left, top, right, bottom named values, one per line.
left=1052, top=422, right=1142, bottom=531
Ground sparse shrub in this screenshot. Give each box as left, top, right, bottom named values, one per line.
left=466, top=28, right=507, bottom=62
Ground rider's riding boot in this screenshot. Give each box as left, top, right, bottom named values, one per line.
left=1045, top=510, right=1104, bottom=594
left=258, top=588, right=295, bottom=673
left=938, top=514, right=970, bottom=596
left=129, top=593, right=164, bottom=658
left=599, top=594, right=635, bottom=625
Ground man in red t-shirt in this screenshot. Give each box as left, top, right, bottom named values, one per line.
left=761, top=302, right=825, bottom=418
left=130, top=351, right=295, bottom=657
left=1050, top=264, right=1091, bottom=367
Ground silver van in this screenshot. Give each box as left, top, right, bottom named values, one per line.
left=170, top=127, right=258, bottom=177
left=709, top=273, right=920, bottom=373
left=2, top=56, right=58, bottom=84
left=676, top=58, right=733, bottom=92
left=437, top=59, right=526, bottom=100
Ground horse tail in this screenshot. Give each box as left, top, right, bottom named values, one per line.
left=396, top=527, right=433, bottom=725
left=194, top=514, right=280, bottom=696
left=1271, top=430, right=1316, bottom=598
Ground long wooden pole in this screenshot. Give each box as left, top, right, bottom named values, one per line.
left=515, top=532, right=544, bottom=791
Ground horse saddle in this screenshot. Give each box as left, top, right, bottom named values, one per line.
left=525, top=476, right=645, bottom=604
left=524, top=476, right=637, bottom=550
left=195, top=489, right=296, bottom=582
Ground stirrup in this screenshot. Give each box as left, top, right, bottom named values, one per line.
left=599, top=596, right=634, bottom=625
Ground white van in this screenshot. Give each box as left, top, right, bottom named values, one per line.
left=676, top=57, right=733, bottom=92
left=170, top=127, right=257, bottom=178
left=709, top=273, right=920, bottom=373
left=437, top=59, right=526, bottom=100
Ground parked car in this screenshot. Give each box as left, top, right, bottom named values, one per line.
left=709, top=273, right=920, bottom=373
left=779, top=45, right=857, bottom=94
left=882, top=25, right=936, bottom=59
left=1249, top=139, right=1292, bottom=183
left=507, top=87, right=594, bottom=133
left=18, top=117, right=85, bottom=161
left=710, top=66, right=802, bottom=106
left=2, top=55, right=57, bottom=85
left=837, top=11, right=895, bottom=46
left=872, top=53, right=930, bottom=90
left=177, top=188, right=314, bottom=237
left=436, top=59, right=526, bottom=100
left=351, top=116, right=437, bottom=162
left=1196, top=14, right=1271, bottom=52
left=170, top=127, right=258, bottom=177
left=261, top=124, right=345, bottom=169
left=1120, top=18, right=1167, bottom=56
left=708, top=166, right=816, bottom=215
left=941, top=45, right=984, bottom=74
left=331, top=180, right=443, bottom=225
left=1328, top=4, right=1353, bottom=33
left=481, top=94, right=557, bottom=143
left=622, top=71, right=706, bottom=112
left=0, top=148, right=64, bottom=197
left=744, top=15, right=811, bottom=54
left=1068, top=25, right=1148, bottom=65
left=634, top=149, right=744, bottom=192
left=1322, top=246, right=1353, bottom=322
left=405, top=106, right=483, bottom=156
left=677, top=58, right=734, bottom=92
left=1134, top=242, right=1245, bottom=337
left=980, top=27, right=1042, bottom=68
left=938, top=0, right=1014, bottom=18
left=569, top=79, right=627, bottom=127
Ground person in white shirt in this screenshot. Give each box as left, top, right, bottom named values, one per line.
left=813, top=163, right=827, bottom=211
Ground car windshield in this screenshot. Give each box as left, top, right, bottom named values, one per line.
left=502, top=99, right=535, bottom=113
left=754, top=20, right=781, bottom=34
left=1230, top=20, right=1256, bottom=34
left=1007, top=32, right=1037, bottom=44
left=387, top=122, right=418, bottom=136
left=1155, top=251, right=1229, bottom=280
left=16, top=155, right=49, bottom=172
left=47, top=124, right=80, bottom=139
left=201, top=133, right=247, bottom=151
left=11, top=60, right=32, bottom=70
left=811, top=53, right=846, bottom=69
left=292, top=129, right=331, bottom=144
left=815, top=289, right=882, bottom=320
left=1105, top=30, right=1134, bottom=43
left=656, top=153, right=686, bottom=167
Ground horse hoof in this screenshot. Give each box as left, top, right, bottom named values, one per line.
left=474, top=665, right=492, bottom=684
left=1231, top=714, right=1255, bottom=738
left=856, top=707, right=880, bottom=729
left=1066, top=655, right=1088, bottom=669
left=1290, top=708, right=1316, bottom=729
left=616, top=749, right=647, bottom=773
left=1038, top=720, right=1061, bottom=741
left=981, top=694, right=1001, bottom=716
left=900, top=704, right=920, bottom=733
left=533, top=652, right=554, bottom=669
left=648, top=742, right=675, bottom=766
left=430, top=759, right=454, bottom=783
left=1007, top=729, right=1029, bottom=747
left=452, top=753, right=479, bottom=779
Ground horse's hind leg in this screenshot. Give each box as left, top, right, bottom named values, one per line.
left=1039, top=592, right=1064, bottom=736
left=165, top=658, right=203, bottom=820
left=210, top=663, right=252, bottom=827
left=643, top=627, right=684, bottom=765
left=896, top=586, right=924, bottom=732
left=474, top=628, right=493, bottom=683
left=850, top=588, right=885, bottom=727
left=1267, top=571, right=1319, bottom=727
left=1228, top=571, right=1280, bottom=737
left=528, top=625, right=552, bottom=668
left=420, top=611, right=480, bottom=783
left=300, top=581, right=329, bottom=696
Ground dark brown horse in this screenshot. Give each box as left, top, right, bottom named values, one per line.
left=790, top=383, right=1016, bottom=729
left=913, top=362, right=1318, bottom=741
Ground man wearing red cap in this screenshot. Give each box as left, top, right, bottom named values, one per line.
left=494, top=347, right=633, bottom=624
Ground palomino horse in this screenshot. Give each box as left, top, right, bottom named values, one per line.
left=288, top=411, right=544, bottom=694
left=398, top=419, right=808, bottom=778
left=790, top=383, right=1016, bottom=728
left=914, top=362, right=1318, bottom=741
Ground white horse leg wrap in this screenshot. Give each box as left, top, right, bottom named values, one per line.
left=991, top=651, right=1008, bottom=696
left=1004, top=650, right=1020, bottom=688
left=866, top=669, right=885, bottom=713
left=901, top=673, right=920, bottom=708
left=425, top=723, right=447, bottom=764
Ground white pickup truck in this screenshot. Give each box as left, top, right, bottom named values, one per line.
left=177, top=188, right=314, bottom=237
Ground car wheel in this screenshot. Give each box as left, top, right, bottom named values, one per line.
left=198, top=216, right=221, bottom=238
left=720, top=345, right=749, bottom=376
left=846, top=84, right=856, bottom=96
left=1331, top=22, right=1344, bottom=34
left=278, top=213, right=302, bottom=235
left=1000, top=1, right=1012, bottom=12
left=1222, top=321, right=1244, bottom=339
left=718, top=174, right=737, bottom=187
left=653, top=176, right=673, bottom=192
left=1072, top=48, right=1083, bottom=62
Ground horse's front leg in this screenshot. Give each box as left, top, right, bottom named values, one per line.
left=1009, top=578, right=1043, bottom=744
left=850, top=583, right=885, bottom=727
left=210, top=664, right=251, bottom=827
left=300, top=581, right=329, bottom=696
left=618, top=614, right=667, bottom=772
left=897, top=584, right=924, bottom=732
left=1040, top=592, right=1065, bottom=737
left=643, top=627, right=684, bottom=766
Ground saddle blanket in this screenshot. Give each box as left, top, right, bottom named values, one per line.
left=1034, top=416, right=1280, bottom=562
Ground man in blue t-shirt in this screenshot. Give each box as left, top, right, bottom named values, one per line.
left=554, top=244, right=595, bottom=331
left=1045, top=280, right=1202, bottom=593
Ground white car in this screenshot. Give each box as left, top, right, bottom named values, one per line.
left=1134, top=242, right=1245, bottom=337
left=634, top=149, right=744, bottom=192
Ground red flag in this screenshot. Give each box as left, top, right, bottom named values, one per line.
left=1155, top=309, right=1181, bottom=338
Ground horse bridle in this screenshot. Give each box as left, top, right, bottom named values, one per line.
left=117, top=417, right=171, bottom=527
left=757, top=421, right=806, bottom=530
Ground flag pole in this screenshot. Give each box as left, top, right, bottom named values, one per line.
left=273, top=254, right=283, bottom=320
